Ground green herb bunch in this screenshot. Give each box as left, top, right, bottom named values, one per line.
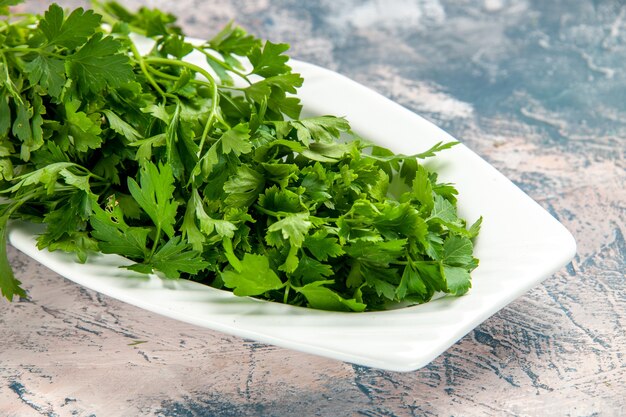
left=0, top=1, right=481, bottom=311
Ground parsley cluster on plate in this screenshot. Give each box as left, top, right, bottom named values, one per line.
left=0, top=1, right=481, bottom=311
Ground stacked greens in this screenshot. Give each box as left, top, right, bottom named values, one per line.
left=0, top=1, right=481, bottom=311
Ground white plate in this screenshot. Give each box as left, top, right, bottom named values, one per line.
left=7, top=41, right=576, bottom=372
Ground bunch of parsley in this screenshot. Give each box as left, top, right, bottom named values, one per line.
left=0, top=1, right=481, bottom=311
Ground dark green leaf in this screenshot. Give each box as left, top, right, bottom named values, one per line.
left=223, top=166, right=265, bottom=208
left=144, top=236, right=208, bottom=278
left=68, top=33, right=134, bottom=95
left=24, top=55, right=65, bottom=99
left=127, top=162, right=179, bottom=238
left=39, top=4, right=101, bottom=49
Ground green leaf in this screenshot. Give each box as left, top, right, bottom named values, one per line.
left=412, top=164, right=434, bottom=212
left=443, top=235, right=474, bottom=266
left=364, top=271, right=397, bottom=301
left=373, top=202, right=427, bottom=242
left=296, top=280, right=366, bottom=312
left=0, top=0, right=23, bottom=7
left=261, top=162, right=298, bottom=188
left=396, top=264, right=427, bottom=299
left=0, top=221, right=27, bottom=301
left=162, top=34, right=193, bottom=59
left=249, top=41, right=292, bottom=77
left=442, top=265, right=471, bottom=296
left=141, top=236, right=208, bottom=278
left=127, top=162, right=179, bottom=238
left=292, top=116, right=351, bottom=146
left=39, top=4, right=101, bottom=48
left=300, top=141, right=354, bottom=163
left=223, top=166, right=265, bottom=208
left=267, top=212, right=312, bottom=248
left=102, top=109, right=142, bottom=142
left=366, top=141, right=458, bottom=163
left=181, top=196, right=205, bottom=251
left=293, top=255, right=333, bottom=283
left=208, top=21, right=261, bottom=56
left=221, top=253, right=284, bottom=296
left=0, top=159, right=13, bottom=180
left=344, top=239, right=406, bottom=266
left=279, top=243, right=299, bottom=273
left=37, top=191, right=91, bottom=246
left=468, top=216, right=483, bottom=239
left=44, top=232, right=99, bottom=264
left=258, top=186, right=301, bottom=213
left=187, top=189, right=237, bottom=239
left=303, top=232, right=344, bottom=261
left=64, top=100, right=102, bottom=152
left=220, top=123, right=252, bottom=156
left=24, top=55, right=66, bottom=99
left=429, top=194, right=458, bottom=224
left=1, top=162, right=75, bottom=194
left=414, top=261, right=446, bottom=293
left=68, top=33, right=134, bottom=95
left=245, top=73, right=303, bottom=119
left=59, top=168, right=90, bottom=192
left=12, top=100, right=32, bottom=146
left=89, top=204, right=150, bottom=259
left=0, top=96, right=10, bottom=137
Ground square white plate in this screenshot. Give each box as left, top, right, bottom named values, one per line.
left=7, top=43, right=576, bottom=372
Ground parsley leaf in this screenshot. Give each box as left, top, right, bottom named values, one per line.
left=127, top=162, right=179, bottom=238
left=295, top=280, right=366, bottom=312
left=0, top=3, right=480, bottom=310
left=68, top=33, right=134, bottom=95
left=90, top=203, right=150, bottom=259
left=39, top=4, right=101, bottom=49
left=0, top=221, right=27, bottom=301
left=24, top=55, right=66, bottom=99
left=129, top=236, right=208, bottom=278
left=221, top=253, right=284, bottom=296
left=267, top=213, right=312, bottom=248
left=249, top=41, right=292, bottom=77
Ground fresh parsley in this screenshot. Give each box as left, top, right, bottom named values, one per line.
left=0, top=1, right=481, bottom=311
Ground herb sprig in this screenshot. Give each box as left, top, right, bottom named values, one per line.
left=0, top=1, right=481, bottom=311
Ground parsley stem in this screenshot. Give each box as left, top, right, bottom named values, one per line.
left=143, top=57, right=225, bottom=157
left=146, top=65, right=234, bottom=92
left=283, top=282, right=291, bottom=304
left=149, top=224, right=162, bottom=260
left=128, top=42, right=167, bottom=97
left=193, top=47, right=251, bottom=84
left=1, top=47, right=64, bottom=59
left=253, top=204, right=282, bottom=218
